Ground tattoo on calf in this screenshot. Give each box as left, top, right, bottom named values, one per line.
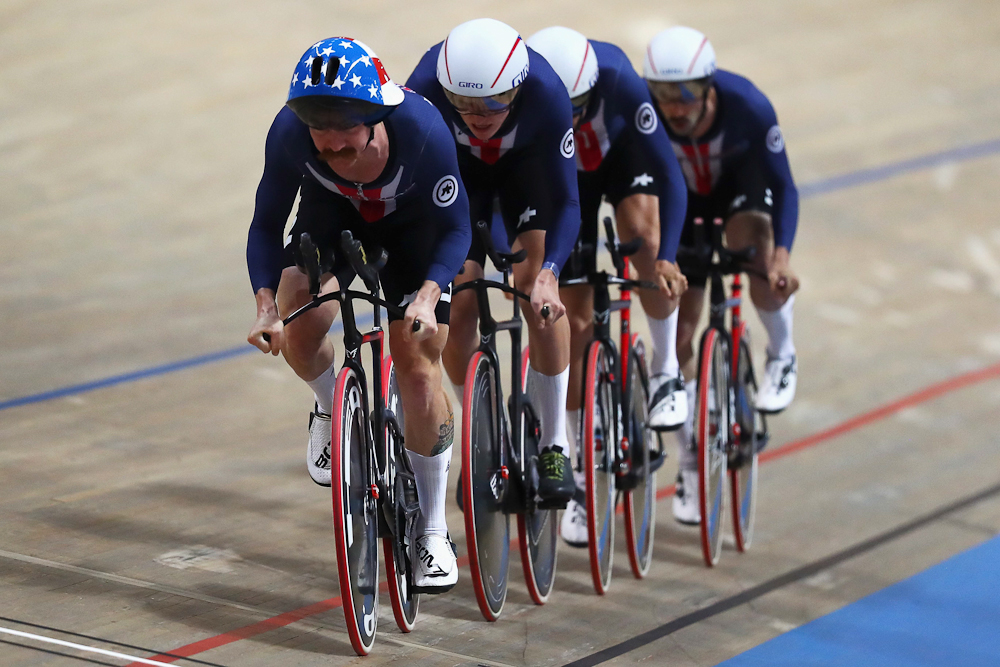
left=430, top=411, right=455, bottom=456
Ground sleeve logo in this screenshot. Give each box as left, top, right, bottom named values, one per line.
left=433, top=175, right=459, bottom=207
left=635, top=102, right=658, bottom=135
left=766, top=125, right=785, bottom=153
left=560, top=128, right=575, bottom=159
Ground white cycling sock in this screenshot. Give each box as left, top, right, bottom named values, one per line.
left=565, top=408, right=581, bottom=469
left=647, top=309, right=680, bottom=378
left=676, top=379, right=698, bottom=470
left=757, top=294, right=796, bottom=361
left=306, top=361, right=338, bottom=415
left=408, top=447, right=451, bottom=537
left=529, top=366, right=570, bottom=453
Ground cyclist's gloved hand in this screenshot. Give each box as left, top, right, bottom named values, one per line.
left=248, top=289, right=283, bottom=355
left=530, top=267, right=565, bottom=328
left=402, top=281, right=441, bottom=342
left=655, top=260, right=688, bottom=299
left=768, top=247, right=799, bottom=301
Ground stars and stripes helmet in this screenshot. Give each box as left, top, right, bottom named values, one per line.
left=286, top=37, right=404, bottom=130
left=526, top=26, right=598, bottom=117
left=436, top=19, right=529, bottom=116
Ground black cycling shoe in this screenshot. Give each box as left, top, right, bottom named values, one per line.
left=537, top=446, right=575, bottom=502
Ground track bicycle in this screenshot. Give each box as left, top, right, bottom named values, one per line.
left=676, top=217, right=770, bottom=568
left=456, top=220, right=559, bottom=621
left=560, top=217, right=664, bottom=594
left=272, top=231, right=422, bottom=655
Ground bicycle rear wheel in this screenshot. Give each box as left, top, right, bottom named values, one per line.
left=380, top=356, right=419, bottom=632
left=517, top=346, right=558, bottom=604
left=583, top=340, right=617, bottom=594
left=730, top=324, right=764, bottom=553
left=331, top=366, right=379, bottom=655
left=462, top=351, right=510, bottom=621
left=696, top=328, right=729, bottom=568
left=623, top=336, right=657, bottom=579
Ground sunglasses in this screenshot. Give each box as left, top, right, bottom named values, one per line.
left=647, top=78, right=712, bottom=105
left=570, top=91, right=592, bottom=117
left=443, top=87, right=519, bottom=116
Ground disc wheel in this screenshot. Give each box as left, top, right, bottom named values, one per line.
left=331, top=366, right=379, bottom=655
left=730, top=324, right=765, bottom=553
left=583, top=340, right=617, bottom=594
left=462, top=351, right=510, bottom=621
left=696, top=328, right=729, bottom=568
left=517, top=346, right=558, bottom=604
left=623, top=336, right=657, bottom=579
left=380, top=356, right=418, bottom=632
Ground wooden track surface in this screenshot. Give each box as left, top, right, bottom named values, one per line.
left=2, top=1, right=1000, bottom=664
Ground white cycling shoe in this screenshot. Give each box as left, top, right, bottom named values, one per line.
left=560, top=498, right=588, bottom=547
left=672, top=469, right=701, bottom=525
left=756, top=356, right=797, bottom=414
left=648, top=373, right=688, bottom=431
left=412, top=533, right=458, bottom=593
left=307, top=406, right=332, bottom=487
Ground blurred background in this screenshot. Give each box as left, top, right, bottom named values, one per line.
left=1, top=1, right=999, bottom=665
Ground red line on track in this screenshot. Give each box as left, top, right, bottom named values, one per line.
left=130, top=361, right=1000, bottom=664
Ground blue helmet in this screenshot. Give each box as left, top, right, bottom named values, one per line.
left=287, top=37, right=404, bottom=129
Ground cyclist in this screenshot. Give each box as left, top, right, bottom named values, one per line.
left=246, top=37, right=471, bottom=592
left=526, top=26, right=689, bottom=547
left=406, top=19, right=582, bottom=503
left=644, top=27, right=800, bottom=524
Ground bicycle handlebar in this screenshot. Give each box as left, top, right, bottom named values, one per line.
left=603, top=216, right=643, bottom=276
left=476, top=220, right=527, bottom=271
left=263, top=232, right=420, bottom=343
left=675, top=217, right=766, bottom=280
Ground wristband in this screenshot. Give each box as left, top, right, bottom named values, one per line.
left=540, top=261, right=560, bottom=279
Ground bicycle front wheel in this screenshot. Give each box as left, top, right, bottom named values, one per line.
left=380, top=355, right=418, bottom=632
left=331, top=366, right=379, bottom=655
left=730, top=324, right=764, bottom=553
left=462, top=351, right=510, bottom=621
left=623, top=336, right=657, bottom=579
left=696, top=328, right=729, bottom=568
left=583, top=340, right=617, bottom=594
left=517, top=346, right=558, bottom=605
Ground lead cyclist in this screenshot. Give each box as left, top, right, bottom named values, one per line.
left=245, top=37, right=471, bottom=592
left=526, top=26, right=690, bottom=547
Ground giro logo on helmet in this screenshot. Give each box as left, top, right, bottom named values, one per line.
left=559, top=128, right=575, bottom=159
left=459, top=81, right=484, bottom=88
left=635, top=102, right=658, bottom=135
left=433, top=175, right=460, bottom=207
left=511, top=64, right=529, bottom=89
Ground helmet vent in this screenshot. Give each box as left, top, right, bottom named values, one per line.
left=310, top=57, right=323, bottom=85
left=325, top=58, right=340, bottom=85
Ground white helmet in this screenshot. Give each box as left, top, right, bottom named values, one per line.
left=437, top=18, right=529, bottom=98
left=644, top=26, right=716, bottom=82
left=526, top=26, right=598, bottom=99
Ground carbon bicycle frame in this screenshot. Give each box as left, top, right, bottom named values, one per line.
left=454, top=270, right=532, bottom=513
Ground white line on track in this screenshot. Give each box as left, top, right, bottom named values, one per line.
left=0, top=549, right=518, bottom=666
left=0, top=626, right=170, bottom=665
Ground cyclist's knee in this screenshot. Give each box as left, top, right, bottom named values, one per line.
left=727, top=212, right=772, bottom=252
left=616, top=194, right=659, bottom=242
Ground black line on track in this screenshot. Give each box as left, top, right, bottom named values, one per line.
left=0, top=615, right=228, bottom=666
left=563, top=480, right=1000, bottom=667
left=0, top=637, right=119, bottom=666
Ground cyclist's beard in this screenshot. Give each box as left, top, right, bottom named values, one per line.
left=319, top=146, right=359, bottom=162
